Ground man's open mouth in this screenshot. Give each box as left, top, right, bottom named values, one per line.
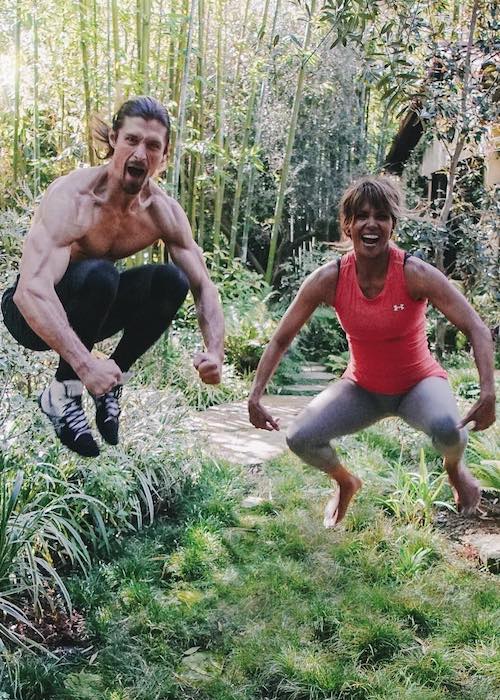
left=126, top=164, right=146, bottom=178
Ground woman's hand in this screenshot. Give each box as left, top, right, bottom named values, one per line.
left=458, top=392, right=496, bottom=431
left=248, top=398, right=280, bottom=431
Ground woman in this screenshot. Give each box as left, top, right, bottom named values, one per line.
left=248, top=176, right=495, bottom=528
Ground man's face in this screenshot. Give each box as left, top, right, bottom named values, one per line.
left=109, top=116, right=168, bottom=194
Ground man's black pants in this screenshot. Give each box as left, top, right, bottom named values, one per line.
left=1, top=260, right=189, bottom=381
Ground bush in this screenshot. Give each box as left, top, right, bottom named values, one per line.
left=133, top=335, right=248, bottom=409
left=276, top=246, right=333, bottom=308
left=172, top=251, right=274, bottom=337
left=0, top=467, right=103, bottom=650
left=274, top=246, right=348, bottom=365
left=225, top=300, right=277, bottom=374
left=297, top=306, right=348, bottom=363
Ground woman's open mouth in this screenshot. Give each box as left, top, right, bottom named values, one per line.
left=361, top=234, right=379, bottom=246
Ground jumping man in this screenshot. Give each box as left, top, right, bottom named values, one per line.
left=2, top=96, right=224, bottom=457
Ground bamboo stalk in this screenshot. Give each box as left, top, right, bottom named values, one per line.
left=172, top=0, right=196, bottom=198
left=167, top=0, right=189, bottom=187
left=188, top=0, right=205, bottom=233
left=197, top=0, right=210, bottom=247
left=234, top=0, right=251, bottom=86
left=106, top=0, right=112, bottom=117
left=229, top=0, right=271, bottom=258
left=136, top=0, right=142, bottom=87
left=265, top=0, right=316, bottom=283
left=174, top=0, right=189, bottom=106
left=241, top=0, right=281, bottom=261
left=111, top=0, right=120, bottom=81
left=33, top=0, right=40, bottom=197
left=92, top=0, right=99, bottom=111
left=168, top=0, right=177, bottom=99
left=78, top=0, right=95, bottom=165
left=13, top=0, right=22, bottom=183
left=59, top=89, right=65, bottom=175
left=154, top=0, right=165, bottom=88
left=212, top=0, right=226, bottom=259
left=142, top=0, right=152, bottom=92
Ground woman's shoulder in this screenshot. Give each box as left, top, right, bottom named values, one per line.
left=403, top=254, right=443, bottom=300
left=302, top=259, right=341, bottom=306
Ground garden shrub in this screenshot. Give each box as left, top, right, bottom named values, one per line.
left=276, top=246, right=348, bottom=365
left=297, top=306, right=348, bottom=363
left=132, top=336, right=248, bottom=409
left=224, top=300, right=277, bottom=373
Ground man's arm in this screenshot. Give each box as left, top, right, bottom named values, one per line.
left=406, top=258, right=495, bottom=430
left=248, top=262, right=338, bottom=430
left=13, top=182, right=122, bottom=394
left=161, top=200, right=224, bottom=384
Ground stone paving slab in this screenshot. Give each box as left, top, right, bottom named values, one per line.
left=297, top=371, right=333, bottom=382
left=192, top=394, right=313, bottom=465
left=462, top=532, right=500, bottom=574
left=280, top=383, right=330, bottom=395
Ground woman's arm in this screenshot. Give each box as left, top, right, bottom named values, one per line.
left=405, top=258, right=495, bottom=431
left=248, top=262, right=338, bottom=430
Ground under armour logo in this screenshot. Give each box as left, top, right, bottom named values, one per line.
left=393, top=304, right=405, bottom=311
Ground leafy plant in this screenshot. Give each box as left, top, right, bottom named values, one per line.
left=166, top=342, right=248, bottom=410
left=467, top=426, right=500, bottom=491
left=324, top=350, right=349, bottom=376
left=297, top=306, right=348, bottom=364
left=379, top=449, right=453, bottom=525
left=225, top=300, right=277, bottom=374
left=0, top=469, right=104, bottom=650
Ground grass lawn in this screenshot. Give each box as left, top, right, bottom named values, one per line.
left=11, top=419, right=499, bottom=700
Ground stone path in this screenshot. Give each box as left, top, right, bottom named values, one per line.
left=193, top=364, right=333, bottom=465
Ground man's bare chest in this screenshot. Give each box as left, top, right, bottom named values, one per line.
left=70, top=204, right=160, bottom=261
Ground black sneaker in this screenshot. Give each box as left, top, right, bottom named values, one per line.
left=39, top=379, right=100, bottom=457
left=93, top=385, right=122, bottom=445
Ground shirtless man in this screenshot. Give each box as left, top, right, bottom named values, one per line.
left=2, top=96, right=224, bottom=457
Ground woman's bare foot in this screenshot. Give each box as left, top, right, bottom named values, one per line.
left=445, top=460, right=481, bottom=516
left=323, top=474, right=362, bottom=528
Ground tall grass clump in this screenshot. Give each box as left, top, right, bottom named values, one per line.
left=0, top=466, right=105, bottom=651
left=467, top=426, right=500, bottom=491
left=379, top=449, right=453, bottom=526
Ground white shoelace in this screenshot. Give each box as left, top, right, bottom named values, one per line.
left=102, top=386, right=122, bottom=420
left=62, top=397, right=91, bottom=439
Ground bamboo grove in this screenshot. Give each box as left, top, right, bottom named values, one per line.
left=0, top=1, right=497, bottom=282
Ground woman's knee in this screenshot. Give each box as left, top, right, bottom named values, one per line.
left=286, top=422, right=319, bottom=458
left=286, top=422, right=341, bottom=470
left=151, top=264, right=189, bottom=309
left=430, top=415, right=467, bottom=453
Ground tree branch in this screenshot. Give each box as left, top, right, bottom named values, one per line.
left=438, top=0, right=480, bottom=231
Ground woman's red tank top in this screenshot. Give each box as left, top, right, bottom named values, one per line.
left=333, top=244, right=447, bottom=394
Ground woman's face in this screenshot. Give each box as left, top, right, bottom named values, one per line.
left=347, top=203, right=394, bottom=258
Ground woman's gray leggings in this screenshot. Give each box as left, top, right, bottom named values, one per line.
left=286, top=377, right=467, bottom=471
